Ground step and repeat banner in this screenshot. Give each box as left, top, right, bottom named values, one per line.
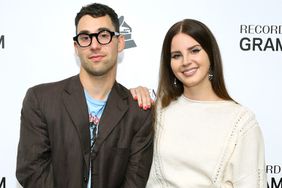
left=0, top=0, right=281, bottom=187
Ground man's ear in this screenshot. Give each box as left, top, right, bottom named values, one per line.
left=74, top=42, right=78, bottom=55
left=118, top=35, right=125, bottom=52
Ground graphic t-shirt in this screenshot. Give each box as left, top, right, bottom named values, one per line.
left=84, top=90, right=108, bottom=188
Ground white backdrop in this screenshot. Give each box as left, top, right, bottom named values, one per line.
left=0, top=0, right=281, bottom=187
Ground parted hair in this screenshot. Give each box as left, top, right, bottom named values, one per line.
left=157, top=19, right=234, bottom=108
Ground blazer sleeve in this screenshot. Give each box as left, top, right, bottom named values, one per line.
left=122, top=110, right=154, bottom=188
left=222, top=111, right=267, bottom=188
left=16, top=88, right=54, bottom=188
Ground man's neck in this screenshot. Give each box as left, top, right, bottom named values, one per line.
left=79, top=73, right=115, bottom=100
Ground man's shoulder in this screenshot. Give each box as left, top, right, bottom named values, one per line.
left=25, top=75, right=80, bottom=100
left=29, top=75, right=78, bottom=92
left=116, top=82, right=152, bottom=115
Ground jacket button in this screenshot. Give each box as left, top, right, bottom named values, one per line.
left=84, top=176, right=88, bottom=182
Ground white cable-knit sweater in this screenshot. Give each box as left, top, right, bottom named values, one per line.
left=146, top=95, right=266, bottom=188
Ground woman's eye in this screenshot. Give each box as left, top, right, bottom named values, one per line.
left=191, top=48, right=201, bottom=54
left=171, top=54, right=181, bottom=59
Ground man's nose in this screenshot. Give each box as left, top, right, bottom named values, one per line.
left=89, top=36, right=101, bottom=49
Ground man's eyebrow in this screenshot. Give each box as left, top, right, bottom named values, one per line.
left=97, top=27, right=111, bottom=32
left=77, top=27, right=112, bottom=34
left=77, top=30, right=90, bottom=34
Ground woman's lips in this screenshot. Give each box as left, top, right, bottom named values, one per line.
left=182, top=67, right=198, bottom=77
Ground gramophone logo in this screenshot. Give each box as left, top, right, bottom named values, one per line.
left=119, top=16, right=137, bottom=49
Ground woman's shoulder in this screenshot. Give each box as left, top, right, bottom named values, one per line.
left=231, top=104, right=259, bottom=135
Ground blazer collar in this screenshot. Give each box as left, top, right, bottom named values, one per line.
left=62, top=75, right=129, bottom=166
left=92, top=82, right=129, bottom=154
left=62, top=75, right=90, bottom=164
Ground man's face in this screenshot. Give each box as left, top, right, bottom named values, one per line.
left=74, top=15, right=124, bottom=77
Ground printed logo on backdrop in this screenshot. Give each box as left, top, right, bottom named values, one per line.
left=119, top=16, right=137, bottom=49
left=266, top=164, right=282, bottom=188
left=239, top=24, right=282, bottom=51
left=0, top=35, right=4, bottom=49
left=0, top=177, right=6, bottom=188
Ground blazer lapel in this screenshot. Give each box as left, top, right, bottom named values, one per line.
left=93, top=82, right=129, bottom=155
left=62, top=75, right=90, bottom=168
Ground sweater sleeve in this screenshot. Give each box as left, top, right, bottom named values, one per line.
left=222, top=110, right=267, bottom=188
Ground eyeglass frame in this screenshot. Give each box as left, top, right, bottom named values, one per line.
left=73, top=29, right=120, bottom=47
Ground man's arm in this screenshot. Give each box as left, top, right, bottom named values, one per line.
left=16, top=88, right=54, bottom=187
left=122, top=110, right=154, bottom=188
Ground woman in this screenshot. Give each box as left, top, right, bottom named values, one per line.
left=131, top=19, right=266, bottom=187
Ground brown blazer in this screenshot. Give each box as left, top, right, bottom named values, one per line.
left=16, top=75, right=153, bottom=188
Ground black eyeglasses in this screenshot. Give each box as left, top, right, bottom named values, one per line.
left=73, top=30, right=120, bottom=47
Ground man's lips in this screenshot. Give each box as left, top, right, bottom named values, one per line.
left=88, top=54, right=105, bottom=62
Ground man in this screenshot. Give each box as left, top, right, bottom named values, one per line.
left=16, top=3, right=153, bottom=188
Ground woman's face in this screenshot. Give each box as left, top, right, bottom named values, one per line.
left=170, top=33, right=211, bottom=92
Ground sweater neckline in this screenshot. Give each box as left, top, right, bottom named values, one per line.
left=181, top=94, right=232, bottom=104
